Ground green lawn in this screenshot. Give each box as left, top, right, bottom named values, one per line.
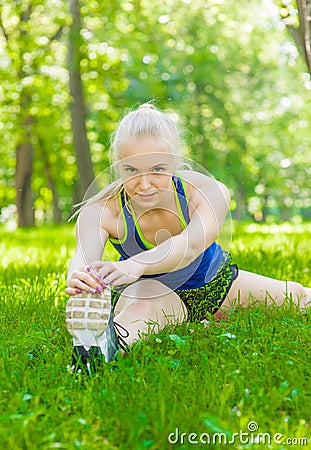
left=0, top=223, right=310, bottom=450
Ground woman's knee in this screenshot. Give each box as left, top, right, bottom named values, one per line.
left=128, top=298, right=154, bottom=316
left=114, top=292, right=153, bottom=317
left=115, top=279, right=186, bottom=323
left=287, top=281, right=305, bottom=299
left=125, top=279, right=176, bottom=300
left=119, top=279, right=180, bottom=306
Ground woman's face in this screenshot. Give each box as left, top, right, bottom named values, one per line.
left=118, top=137, right=177, bottom=208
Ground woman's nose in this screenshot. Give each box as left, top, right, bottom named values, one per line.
left=138, top=174, right=152, bottom=189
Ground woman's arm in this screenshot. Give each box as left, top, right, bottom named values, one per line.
left=94, top=175, right=230, bottom=286
left=65, top=202, right=109, bottom=295
left=139, top=176, right=230, bottom=274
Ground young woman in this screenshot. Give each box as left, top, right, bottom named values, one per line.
left=65, top=104, right=310, bottom=369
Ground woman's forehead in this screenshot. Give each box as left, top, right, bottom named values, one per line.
left=120, top=137, right=171, bottom=157
left=119, top=151, right=175, bottom=167
left=118, top=138, right=174, bottom=166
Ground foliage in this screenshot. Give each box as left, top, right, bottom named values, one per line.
left=0, top=0, right=310, bottom=224
left=0, top=223, right=310, bottom=448
left=277, top=0, right=311, bottom=74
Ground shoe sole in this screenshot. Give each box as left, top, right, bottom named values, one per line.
left=66, top=290, right=112, bottom=349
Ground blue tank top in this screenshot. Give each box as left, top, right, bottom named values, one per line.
left=109, top=174, right=223, bottom=290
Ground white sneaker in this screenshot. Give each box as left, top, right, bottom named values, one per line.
left=66, top=289, right=121, bottom=372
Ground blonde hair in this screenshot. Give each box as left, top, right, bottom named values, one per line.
left=110, top=103, right=181, bottom=163
left=70, top=103, right=182, bottom=219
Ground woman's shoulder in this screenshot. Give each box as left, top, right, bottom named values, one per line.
left=177, top=170, right=230, bottom=214
left=76, top=191, right=121, bottom=239
left=78, top=186, right=121, bottom=224
left=178, top=169, right=229, bottom=198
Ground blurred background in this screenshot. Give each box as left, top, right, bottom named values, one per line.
left=0, top=0, right=310, bottom=228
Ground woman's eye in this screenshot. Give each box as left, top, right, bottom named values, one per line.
left=153, top=167, right=164, bottom=173
left=126, top=167, right=137, bottom=173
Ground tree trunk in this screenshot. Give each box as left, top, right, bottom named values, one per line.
left=232, top=181, right=249, bottom=221
left=15, top=123, right=35, bottom=227
left=297, top=0, right=311, bottom=73
left=40, top=144, right=62, bottom=223
left=13, top=5, right=35, bottom=227
left=285, top=0, right=311, bottom=74
left=68, top=0, right=96, bottom=201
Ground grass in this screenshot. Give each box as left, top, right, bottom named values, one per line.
left=0, top=222, right=310, bottom=449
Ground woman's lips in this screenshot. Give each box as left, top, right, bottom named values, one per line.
left=137, top=192, right=157, bottom=201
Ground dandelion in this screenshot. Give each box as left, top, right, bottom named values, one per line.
left=67, top=364, right=74, bottom=374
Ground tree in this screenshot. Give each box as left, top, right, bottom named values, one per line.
left=111, top=0, right=311, bottom=219
left=68, top=0, right=96, bottom=201
left=0, top=4, right=35, bottom=226
left=0, top=0, right=67, bottom=226
left=1, top=0, right=311, bottom=226
left=279, top=0, right=311, bottom=73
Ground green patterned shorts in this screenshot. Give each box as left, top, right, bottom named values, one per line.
left=175, top=252, right=238, bottom=321
left=111, top=252, right=238, bottom=322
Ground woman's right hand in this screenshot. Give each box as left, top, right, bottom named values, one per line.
left=65, top=266, right=104, bottom=296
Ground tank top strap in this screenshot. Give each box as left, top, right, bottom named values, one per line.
left=119, top=189, right=134, bottom=229
left=172, top=174, right=190, bottom=225
left=110, top=175, right=191, bottom=259
left=118, top=189, right=150, bottom=254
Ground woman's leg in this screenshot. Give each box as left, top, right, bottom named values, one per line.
left=220, top=269, right=310, bottom=311
left=113, top=279, right=187, bottom=347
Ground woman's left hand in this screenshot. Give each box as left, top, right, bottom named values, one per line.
left=90, top=259, right=146, bottom=286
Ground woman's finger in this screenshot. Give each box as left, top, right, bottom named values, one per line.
left=83, top=266, right=101, bottom=280
left=89, top=260, right=106, bottom=270
left=109, top=273, right=137, bottom=286
left=68, top=271, right=104, bottom=293
left=101, top=269, right=123, bottom=285
left=95, top=263, right=116, bottom=281
left=103, top=268, right=140, bottom=286
left=65, top=287, right=80, bottom=296
left=70, top=270, right=100, bottom=288
left=68, top=278, right=99, bottom=294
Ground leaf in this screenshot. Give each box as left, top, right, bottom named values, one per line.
left=217, top=333, right=236, bottom=339
left=291, top=388, right=301, bottom=399
left=203, top=415, right=232, bottom=438
left=279, top=380, right=289, bottom=393
left=168, top=334, right=187, bottom=347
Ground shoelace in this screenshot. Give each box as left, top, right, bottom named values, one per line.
left=114, top=321, right=130, bottom=353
